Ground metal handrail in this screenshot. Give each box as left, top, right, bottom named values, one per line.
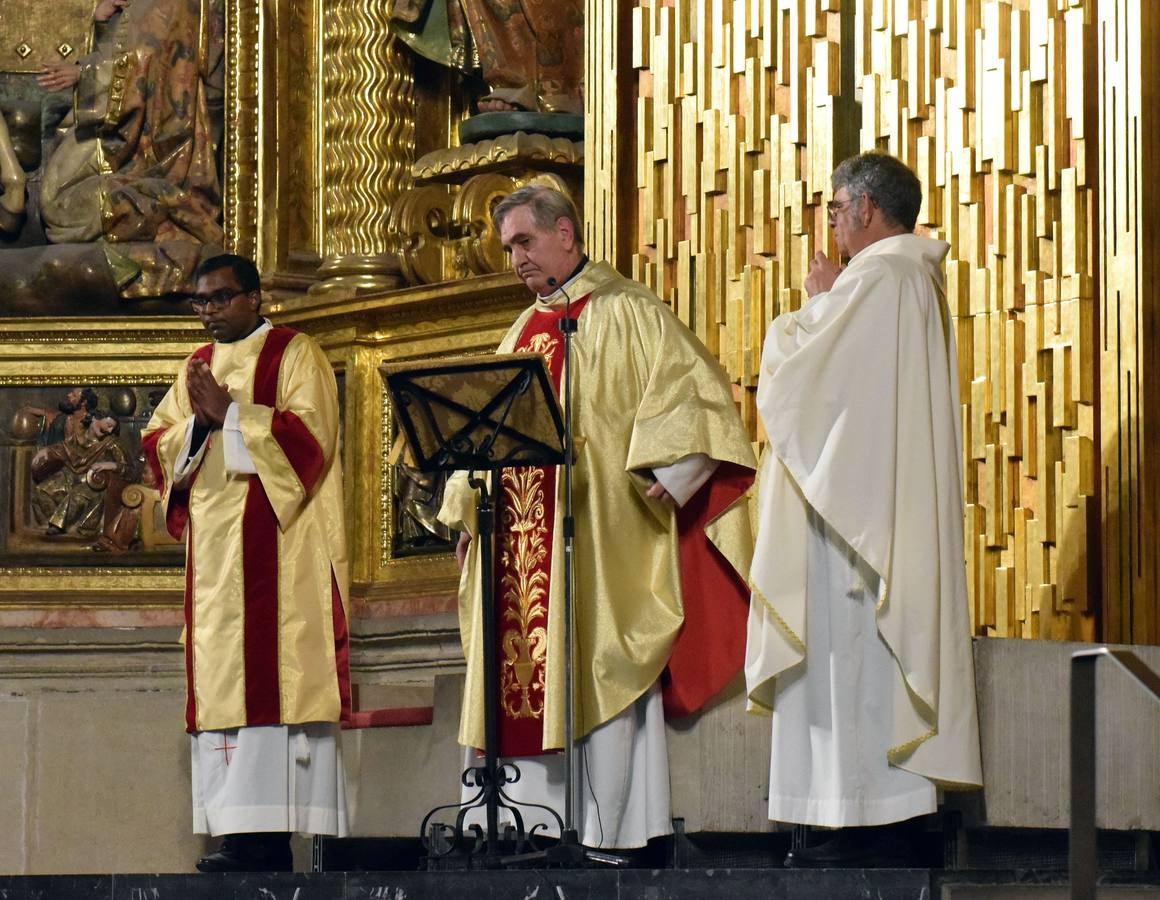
left=1070, top=647, right=1160, bottom=899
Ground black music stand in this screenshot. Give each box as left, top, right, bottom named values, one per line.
left=382, top=353, right=567, bottom=866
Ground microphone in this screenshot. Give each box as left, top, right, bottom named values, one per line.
left=548, top=277, right=577, bottom=334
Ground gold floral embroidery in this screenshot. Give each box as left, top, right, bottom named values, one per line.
left=525, top=332, right=559, bottom=370
left=498, top=466, right=550, bottom=719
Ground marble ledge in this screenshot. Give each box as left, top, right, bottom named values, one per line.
left=0, top=605, right=184, bottom=630
left=0, top=613, right=464, bottom=685
left=0, top=593, right=457, bottom=631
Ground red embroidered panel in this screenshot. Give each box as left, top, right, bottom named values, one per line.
left=492, top=295, right=590, bottom=756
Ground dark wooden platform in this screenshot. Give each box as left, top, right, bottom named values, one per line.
left=2, top=869, right=1160, bottom=900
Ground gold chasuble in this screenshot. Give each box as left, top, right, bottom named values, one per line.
left=441, top=260, right=757, bottom=755
left=142, top=326, right=351, bottom=733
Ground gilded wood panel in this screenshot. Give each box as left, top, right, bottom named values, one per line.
left=616, top=0, right=1147, bottom=642
left=629, top=0, right=856, bottom=437
left=1098, top=0, right=1159, bottom=645
left=854, top=0, right=1099, bottom=641
left=223, top=0, right=262, bottom=263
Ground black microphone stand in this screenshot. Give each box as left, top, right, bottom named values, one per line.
left=534, top=274, right=626, bottom=869
left=553, top=274, right=582, bottom=860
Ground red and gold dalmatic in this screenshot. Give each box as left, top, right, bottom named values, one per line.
left=443, top=261, right=758, bottom=755
left=142, top=325, right=351, bottom=733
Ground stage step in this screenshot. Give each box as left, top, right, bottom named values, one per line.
left=3, top=870, right=1160, bottom=900
left=943, top=889, right=1160, bottom=899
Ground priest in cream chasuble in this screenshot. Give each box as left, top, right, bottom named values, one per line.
left=142, top=254, right=350, bottom=871
left=439, top=185, right=756, bottom=848
left=746, top=153, right=982, bottom=868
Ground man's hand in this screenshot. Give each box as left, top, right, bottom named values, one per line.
left=455, top=531, right=471, bottom=570
left=804, top=251, right=843, bottom=297
left=645, top=480, right=674, bottom=505
left=37, top=63, right=81, bottom=93
left=187, top=358, right=232, bottom=429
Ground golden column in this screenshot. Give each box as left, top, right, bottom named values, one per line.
left=312, top=0, right=412, bottom=295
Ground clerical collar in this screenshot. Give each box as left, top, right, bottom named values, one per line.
left=222, top=318, right=272, bottom=344
left=536, top=255, right=589, bottom=303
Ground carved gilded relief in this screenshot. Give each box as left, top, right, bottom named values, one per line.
left=0, top=0, right=227, bottom=311
left=0, top=380, right=183, bottom=582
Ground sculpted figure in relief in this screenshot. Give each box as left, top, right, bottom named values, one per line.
left=389, top=0, right=584, bottom=115
left=30, top=409, right=134, bottom=542
left=0, top=0, right=225, bottom=305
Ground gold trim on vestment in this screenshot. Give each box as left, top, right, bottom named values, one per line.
left=498, top=466, right=550, bottom=720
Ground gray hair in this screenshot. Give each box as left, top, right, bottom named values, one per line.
left=492, top=184, right=585, bottom=249
left=831, top=152, right=922, bottom=231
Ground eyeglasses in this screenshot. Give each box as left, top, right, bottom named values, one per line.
left=826, top=198, right=853, bottom=215
left=189, top=289, right=245, bottom=312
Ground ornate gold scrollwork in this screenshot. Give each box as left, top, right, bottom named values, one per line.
left=411, top=132, right=583, bottom=183
left=388, top=184, right=454, bottom=286
left=451, top=174, right=518, bottom=278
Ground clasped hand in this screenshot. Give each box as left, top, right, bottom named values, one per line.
left=187, top=358, right=232, bottom=429
left=804, top=251, right=844, bottom=297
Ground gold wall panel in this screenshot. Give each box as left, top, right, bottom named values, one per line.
left=610, top=0, right=1155, bottom=643
left=1098, top=0, right=1159, bottom=645
left=853, top=0, right=1099, bottom=642
left=626, top=0, right=857, bottom=439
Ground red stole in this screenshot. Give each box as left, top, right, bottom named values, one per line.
left=493, top=295, right=590, bottom=756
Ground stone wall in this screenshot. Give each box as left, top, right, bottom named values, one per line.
left=2, top=631, right=1158, bottom=874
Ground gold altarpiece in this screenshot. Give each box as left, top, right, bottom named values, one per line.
left=0, top=0, right=1157, bottom=651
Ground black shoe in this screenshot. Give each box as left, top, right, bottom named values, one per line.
left=784, top=827, right=917, bottom=868
left=196, top=833, right=293, bottom=872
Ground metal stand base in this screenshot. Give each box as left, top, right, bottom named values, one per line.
left=421, top=761, right=565, bottom=865
left=503, top=828, right=630, bottom=869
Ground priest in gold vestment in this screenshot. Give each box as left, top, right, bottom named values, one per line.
left=143, top=254, right=350, bottom=872
left=439, top=185, right=756, bottom=849
left=746, top=153, right=982, bottom=867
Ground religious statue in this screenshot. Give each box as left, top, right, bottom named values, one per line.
left=0, top=0, right=225, bottom=312
left=388, top=0, right=584, bottom=117
left=30, top=409, right=136, bottom=543
left=17, top=386, right=100, bottom=448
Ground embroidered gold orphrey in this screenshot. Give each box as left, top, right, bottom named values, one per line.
left=498, top=465, right=550, bottom=719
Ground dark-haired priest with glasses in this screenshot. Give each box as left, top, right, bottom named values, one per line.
left=143, top=254, right=352, bottom=873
